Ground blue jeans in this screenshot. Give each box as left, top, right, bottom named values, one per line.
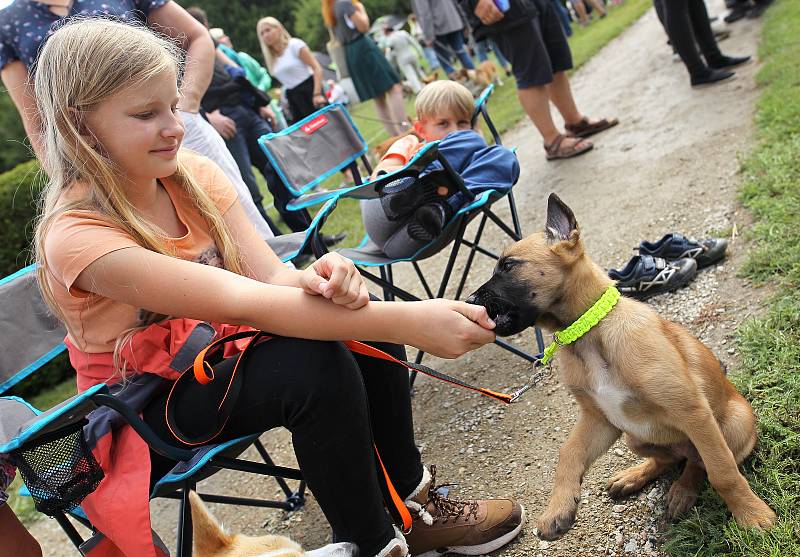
left=220, top=105, right=310, bottom=233
left=433, top=30, right=475, bottom=75
left=474, top=38, right=511, bottom=69
left=422, top=45, right=441, bottom=70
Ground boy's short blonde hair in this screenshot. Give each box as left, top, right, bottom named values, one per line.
left=415, top=80, right=474, bottom=122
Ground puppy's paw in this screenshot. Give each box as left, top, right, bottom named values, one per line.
left=536, top=504, right=577, bottom=540
left=666, top=482, right=698, bottom=521
left=732, top=497, right=777, bottom=529
left=607, top=462, right=658, bottom=499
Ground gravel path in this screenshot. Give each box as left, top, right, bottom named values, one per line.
left=29, top=3, right=767, bottom=555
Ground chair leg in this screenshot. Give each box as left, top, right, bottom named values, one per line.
left=254, top=439, right=293, bottom=498
left=412, top=261, right=435, bottom=299
left=507, top=191, right=523, bottom=239
left=54, top=512, right=85, bottom=550
left=455, top=214, right=489, bottom=300
left=379, top=266, right=394, bottom=301
left=177, top=482, right=195, bottom=557
left=435, top=220, right=467, bottom=299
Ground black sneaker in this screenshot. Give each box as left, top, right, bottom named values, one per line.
left=609, top=255, right=697, bottom=300
left=407, top=200, right=453, bottom=242
left=638, top=233, right=728, bottom=269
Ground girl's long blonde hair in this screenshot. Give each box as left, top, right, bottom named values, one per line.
left=33, top=18, right=242, bottom=375
left=256, top=17, right=291, bottom=72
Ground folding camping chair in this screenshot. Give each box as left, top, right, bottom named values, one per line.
left=0, top=262, right=306, bottom=556
left=258, top=86, right=546, bottom=377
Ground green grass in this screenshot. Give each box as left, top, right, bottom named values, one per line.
left=663, top=1, right=800, bottom=555
left=259, top=0, right=653, bottom=246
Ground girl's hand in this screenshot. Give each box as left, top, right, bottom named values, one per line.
left=407, top=299, right=496, bottom=358
left=300, top=253, right=369, bottom=309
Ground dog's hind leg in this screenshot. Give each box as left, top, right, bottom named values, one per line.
left=538, top=397, right=621, bottom=540
left=721, top=394, right=758, bottom=464
left=666, top=460, right=706, bottom=520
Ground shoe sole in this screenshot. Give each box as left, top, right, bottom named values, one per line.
left=414, top=506, right=526, bottom=557
left=631, top=269, right=696, bottom=301
left=691, top=73, right=737, bottom=88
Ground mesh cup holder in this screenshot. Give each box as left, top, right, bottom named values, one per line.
left=11, top=419, right=104, bottom=516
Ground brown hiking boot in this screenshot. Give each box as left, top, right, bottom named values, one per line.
left=403, top=466, right=525, bottom=556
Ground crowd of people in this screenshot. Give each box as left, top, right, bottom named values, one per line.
left=0, top=0, right=771, bottom=556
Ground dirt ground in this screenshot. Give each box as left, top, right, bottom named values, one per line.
left=29, top=2, right=769, bottom=555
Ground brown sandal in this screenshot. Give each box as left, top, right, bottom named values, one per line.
left=565, top=116, right=619, bottom=138
left=544, top=134, right=594, bottom=160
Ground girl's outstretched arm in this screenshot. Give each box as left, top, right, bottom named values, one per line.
left=73, top=244, right=496, bottom=359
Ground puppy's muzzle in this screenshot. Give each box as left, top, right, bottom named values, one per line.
left=466, top=288, right=522, bottom=337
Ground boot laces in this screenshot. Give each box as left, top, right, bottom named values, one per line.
left=424, top=465, right=479, bottom=524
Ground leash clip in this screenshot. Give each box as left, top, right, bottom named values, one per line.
left=508, top=367, right=549, bottom=403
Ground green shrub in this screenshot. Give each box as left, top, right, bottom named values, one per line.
left=0, top=159, right=74, bottom=398
left=0, top=159, right=41, bottom=277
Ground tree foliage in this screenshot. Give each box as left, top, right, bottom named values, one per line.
left=0, top=89, right=33, bottom=173
left=176, top=0, right=412, bottom=56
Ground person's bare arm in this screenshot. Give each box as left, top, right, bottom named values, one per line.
left=297, top=45, right=325, bottom=107
left=351, top=2, right=371, bottom=33
left=1, top=61, right=43, bottom=160
left=73, top=246, right=496, bottom=358
left=147, top=1, right=214, bottom=113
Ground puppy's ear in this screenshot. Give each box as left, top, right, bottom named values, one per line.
left=545, top=193, right=580, bottom=245
left=190, top=490, right=232, bottom=557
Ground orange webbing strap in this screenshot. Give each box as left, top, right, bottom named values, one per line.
left=193, top=330, right=265, bottom=385
left=344, top=340, right=513, bottom=404
left=374, top=445, right=413, bottom=534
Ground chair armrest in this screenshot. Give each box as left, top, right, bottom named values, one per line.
left=0, top=384, right=107, bottom=453
left=89, top=393, right=195, bottom=461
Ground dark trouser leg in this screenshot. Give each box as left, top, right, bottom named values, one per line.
left=238, top=107, right=312, bottom=233
left=663, top=0, right=709, bottom=77
left=143, top=338, right=419, bottom=555
left=286, top=76, right=318, bottom=123
left=433, top=34, right=456, bottom=75
left=687, top=0, right=723, bottom=63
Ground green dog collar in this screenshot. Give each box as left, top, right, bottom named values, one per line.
left=539, top=285, right=621, bottom=365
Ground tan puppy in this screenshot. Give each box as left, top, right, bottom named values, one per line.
left=190, top=491, right=304, bottom=557
left=467, top=194, right=777, bottom=540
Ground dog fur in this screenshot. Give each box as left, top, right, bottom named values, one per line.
left=190, top=491, right=304, bottom=557
left=467, top=194, right=777, bottom=540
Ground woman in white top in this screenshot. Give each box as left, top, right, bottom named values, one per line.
left=258, top=17, right=325, bottom=123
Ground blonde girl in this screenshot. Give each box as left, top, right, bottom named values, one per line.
left=33, top=18, right=522, bottom=557
left=257, top=16, right=327, bottom=121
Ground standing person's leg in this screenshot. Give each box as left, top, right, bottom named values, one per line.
left=664, top=0, right=711, bottom=77
left=398, top=58, right=423, bottom=93
left=422, top=46, right=442, bottom=72
left=444, top=30, right=476, bottom=70
left=572, top=0, right=591, bottom=25
left=687, top=0, right=749, bottom=69
left=487, top=39, right=512, bottom=73
left=178, top=111, right=275, bottom=240
left=240, top=108, right=312, bottom=233
left=286, top=76, right=318, bottom=123
left=492, top=17, right=593, bottom=158
left=432, top=35, right=457, bottom=76
left=586, top=0, right=607, bottom=17
left=374, top=90, right=406, bottom=136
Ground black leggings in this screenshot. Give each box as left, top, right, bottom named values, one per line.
left=654, top=0, right=722, bottom=77
left=143, top=338, right=423, bottom=555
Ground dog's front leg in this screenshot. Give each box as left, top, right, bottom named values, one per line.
left=673, top=404, right=776, bottom=528
left=538, top=398, right=621, bottom=540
